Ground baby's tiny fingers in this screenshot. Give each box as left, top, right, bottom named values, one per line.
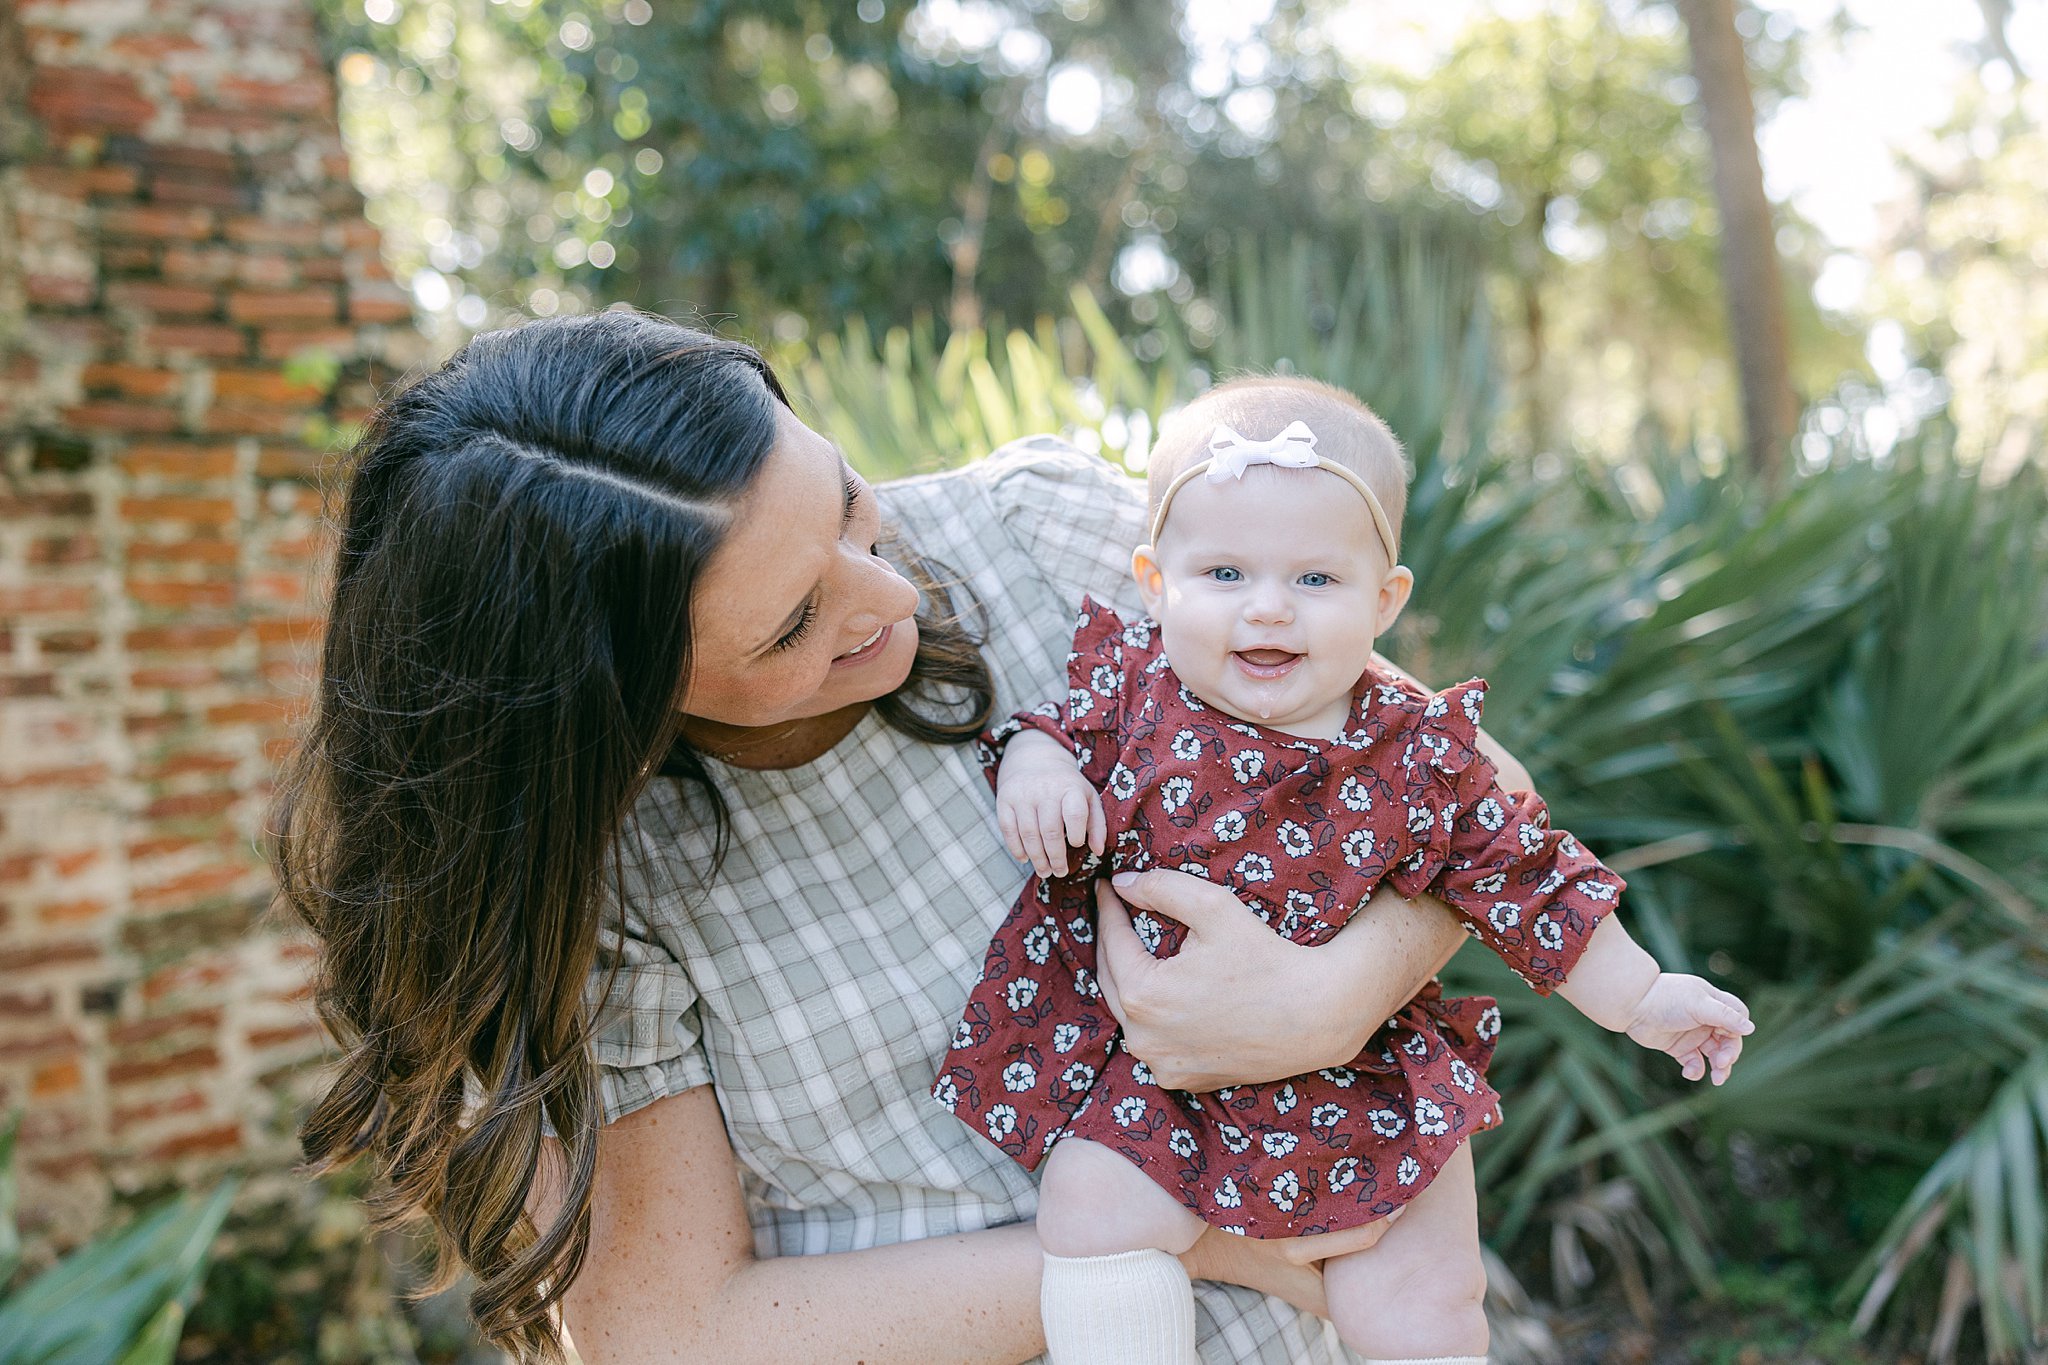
left=1040, top=812, right=1072, bottom=876
left=1060, top=788, right=1091, bottom=857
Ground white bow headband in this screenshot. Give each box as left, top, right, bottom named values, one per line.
left=1147, top=420, right=1400, bottom=563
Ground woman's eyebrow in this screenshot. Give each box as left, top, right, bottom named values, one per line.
left=749, top=453, right=859, bottom=657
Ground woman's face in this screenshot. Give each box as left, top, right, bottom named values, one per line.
left=683, top=404, right=922, bottom=728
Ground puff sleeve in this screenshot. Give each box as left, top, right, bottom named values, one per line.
left=975, top=595, right=1134, bottom=792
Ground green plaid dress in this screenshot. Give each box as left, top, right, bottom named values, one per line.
left=590, top=437, right=1357, bottom=1363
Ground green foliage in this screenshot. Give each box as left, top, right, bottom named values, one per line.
left=0, top=1114, right=237, bottom=1365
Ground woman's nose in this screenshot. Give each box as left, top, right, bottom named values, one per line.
left=847, top=546, right=920, bottom=628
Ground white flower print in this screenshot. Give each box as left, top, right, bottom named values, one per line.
left=1023, top=924, right=1052, bottom=965
left=1003, top=1061, right=1037, bottom=1092
left=1004, top=977, right=1038, bottom=1011
left=1212, top=810, right=1248, bottom=842
left=1133, top=913, right=1163, bottom=953
left=1518, top=822, right=1545, bottom=855
left=1450, top=1059, right=1478, bottom=1094
left=1441, top=803, right=1459, bottom=832
left=1177, top=685, right=1207, bottom=711
left=1460, top=689, right=1483, bottom=723
left=1376, top=683, right=1408, bottom=707
left=1176, top=860, right=1211, bottom=878
left=1338, top=775, right=1373, bottom=812
left=1575, top=877, right=1617, bottom=902
left=1113, top=1095, right=1148, bottom=1127
left=1160, top=775, right=1193, bottom=812
left=1268, top=1170, right=1300, bottom=1211
left=1215, top=1087, right=1236, bottom=1101
left=1067, top=915, right=1094, bottom=945
left=1402, top=1031, right=1431, bottom=1059
left=1235, top=852, right=1275, bottom=884
left=1277, top=821, right=1315, bottom=858
left=1534, top=913, right=1564, bottom=951
left=986, top=1104, right=1017, bottom=1139
left=1561, top=834, right=1582, bottom=858
left=1091, top=664, right=1118, bottom=696
left=1414, top=1097, right=1449, bottom=1137
left=1488, top=901, right=1522, bottom=934
left=1108, top=764, right=1138, bottom=800
left=1075, top=967, right=1100, bottom=1000
left=1474, top=871, right=1507, bottom=895
left=1537, top=869, right=1566, bottom=896
left=1130, top=1058, right=1156, bottom=1086
left=1074, top=744, right=1092, bottom=768
left=934, top=1076, right=959, bottom=1108
left=1273, top=1083, right=1298, bottom=1115
left=1397, top=1154, right=1422, bottom=1186
left=1171, top=729, right=1202, bottom=761
left=1328, top=1157, right=1359, bottom=1192
left=1311, top=1103, right=1347, bottom=1128
left=1475, top=797, right=1506, bottom=831
left=1215, top=1176, right=1242, bottom=1209
left=1169, top=1128, right=1197, bottom=1158
left=951, top=1021, right=975, bottom=1049
left=1368, top=1108, right=1407, bottom=1139
left=1042, top=1124, right=1068, bottom=1152
left=1219, top=1123, right=1251, bottom=1155
left=1068, top=688, right=1094, bottom=720
left=1342, top=828, right=1376, bottom=868
left=1318, top=1066, right=1357, bottom=1088
left=1060, top=1061, right=1095, bottom=1090
left=1477, top=1005, right=1502, bottom=1041
left=1122, top=619, right=1153, bottom=648
left=1230, top=749, right=1265, bottom=783
left=1406, top=803, right=1435, bottom=837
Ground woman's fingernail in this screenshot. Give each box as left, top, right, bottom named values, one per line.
left=1111, top=872, right=1137, bottom=887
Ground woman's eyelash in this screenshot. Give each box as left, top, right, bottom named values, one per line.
left=844, top=473, right=862, bottom=517
left=774, top=599, right=817, bottom=652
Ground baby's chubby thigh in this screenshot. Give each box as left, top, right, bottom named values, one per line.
left=1321, top=1142, right=1489, bottom=1360
left=1036, top=1137, right=1209, bottom=1258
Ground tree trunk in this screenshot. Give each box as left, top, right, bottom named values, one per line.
left=1677, top=0, right=1797, bottom=477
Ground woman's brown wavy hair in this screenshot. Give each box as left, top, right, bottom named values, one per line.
left=273, top=310, right=992, bottom=1360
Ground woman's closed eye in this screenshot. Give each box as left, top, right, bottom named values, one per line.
left=772, top=470, right=867, bottom=653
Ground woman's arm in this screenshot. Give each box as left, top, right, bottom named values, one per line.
left=1096, top=873, right=1468, bottom=1092
left=537, top=1086, right=1377, bottom=1364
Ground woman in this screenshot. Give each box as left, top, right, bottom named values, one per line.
left=278, top=311, right=1524, bottom=1363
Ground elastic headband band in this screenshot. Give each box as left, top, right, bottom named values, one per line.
left=1146, top=420, right=1399, bottom=563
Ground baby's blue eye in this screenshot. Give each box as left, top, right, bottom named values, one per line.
left=1207, top=566, right=1243, bottom=583
left=1299, top=572, right=1333, bottom=588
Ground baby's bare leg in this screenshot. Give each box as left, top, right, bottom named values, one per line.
left=1037, top=1138, right=1209, bottom=1364
left=1321, top=1143, right=1488, bottom=1362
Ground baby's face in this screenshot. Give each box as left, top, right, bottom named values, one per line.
left=1135, top=464, right=1412, bottom=739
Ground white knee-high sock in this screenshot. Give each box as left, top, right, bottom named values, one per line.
left=1041, top=1248, right=1199, bottom=1365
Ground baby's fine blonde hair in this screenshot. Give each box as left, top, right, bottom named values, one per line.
left=1146, top=376, right=1411, bottom=551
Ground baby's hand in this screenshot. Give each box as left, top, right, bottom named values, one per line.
left=996, top=732, right=1106, bottom=878
left=1622, top=973, right=1753, bottom=1086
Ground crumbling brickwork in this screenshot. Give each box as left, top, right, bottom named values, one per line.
left=0, top=0, right=413, bottom=1248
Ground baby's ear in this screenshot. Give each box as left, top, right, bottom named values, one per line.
left=1375, top=564, right=1416, bottom=635
left=1131, top=545, right=1166, bottom=615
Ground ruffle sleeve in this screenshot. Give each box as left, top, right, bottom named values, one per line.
left=1383, top=678, right=1624, bottom=994
left=975, top=595, right=1135, bottom=791
left=1380, top=677, right=1491, bottom=898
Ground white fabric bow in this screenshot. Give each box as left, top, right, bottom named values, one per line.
left=1204, top=421, right=1321, bottom=481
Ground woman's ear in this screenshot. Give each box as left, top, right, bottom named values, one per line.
left=1131, top=545, right=1166, bottom=617
left=1374, top=564, right=1416, bottom=635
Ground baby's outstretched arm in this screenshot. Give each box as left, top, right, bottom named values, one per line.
left=1555, top=917, right=1753, bottom=1085
left=996, top=729, right=1106, bottom=878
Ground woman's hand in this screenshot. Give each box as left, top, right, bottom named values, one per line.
left=1180, top=1212, right=1404, bottom=1319
left=1093, top=869, right=1466, bottom=1092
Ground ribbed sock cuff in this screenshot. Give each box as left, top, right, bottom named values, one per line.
left=1041, top=1248, right=1199, bottom=1365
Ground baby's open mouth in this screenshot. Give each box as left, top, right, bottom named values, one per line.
left=1232, top=649, right=1301, bottom=679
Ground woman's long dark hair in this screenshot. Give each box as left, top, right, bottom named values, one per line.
left=273, top=311, right=992, bottom=1360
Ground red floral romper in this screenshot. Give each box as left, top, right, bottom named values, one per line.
left=933, top=598, right=1625, bottom=1237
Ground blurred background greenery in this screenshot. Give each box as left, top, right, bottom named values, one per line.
left=96, top=0, right=2042, bottom=1360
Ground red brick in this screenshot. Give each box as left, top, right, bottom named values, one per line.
left=26, top=534, right=99, bottom=565
left=0, top=491, right=93, bottom=517
left=38, top=629, right=100, bottom=656
left=206, top=697, right=293, bottom=725
left=0, top=583, right=93, bottom=616
left=29, top=68, right=156, bottom=135
left=149, top=176, right=254, bottom=211
left=126, top=624, right=239, bottom=652
left=127, top=579, right=237, bottom=610
left=246, top=1021, right=322, bottom=1049
left=37, top=899, right=109, bottom=926
left=140, top=791, right=237, bottom=822
left=26, top=275, right=94, bottom=308
left=131, top=663, right=222, bottom=689
left=61, top=400, right=181, bottom=434
left=0, top=941, right=98, bottom=973
left=0, top=987, right=55, bottom=1015
left=149, top=1123, right=242, bottom=1159
left=137, top=751, right=237, bottom=781
left=128, top=538, right=239, bottom=565
left=227, top=289, right=338, bottom=323
left=105, top=281, right=220, bottom=316
left=257, top=325, right=354, bottom=360
left=0, top=673, right=58, bottom=698
left=0, top=763, right=109, bottom=791
left=81, top=363, right=182, bottom=399
left=106, top=1046, right=219, bottom=1086
left=102, top=205, right=216, bottom=241
left=31, top=1057, right=84, bottom=1098
left=112, top=1090, right=206, bottom=1131
left=160, top=246, right=239, bottom=285
left=347, top=284, right=412, bottom=324
left=119, top=441, right=240, bottom=478
left=119, top=494, right=237, bottom=524
left=109, top=1008, right=223, bottom=1047
left=108, top=31, right=206, bottom=61
left=146, top=322, right=248, bottom=359
left=222, top=218, right=325, bottom=248
left=254, top=444, right=324, bottom=479
left=25, top=164, right=142, bottom=197
left=0, top=1028, right=79, bottom=1062
left=213, top=368, right=325, bottom=403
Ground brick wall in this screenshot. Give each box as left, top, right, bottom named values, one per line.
left=0, top=0, right=416, bottom=1250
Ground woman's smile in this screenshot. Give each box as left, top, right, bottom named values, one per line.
left=832, top=621, right=896, bottom=668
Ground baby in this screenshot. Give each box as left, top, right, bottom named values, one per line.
left=934, top=376, right=1753, bottom=1365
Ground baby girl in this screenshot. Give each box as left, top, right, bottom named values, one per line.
left=933, top=376, right=1753, bottom=1365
